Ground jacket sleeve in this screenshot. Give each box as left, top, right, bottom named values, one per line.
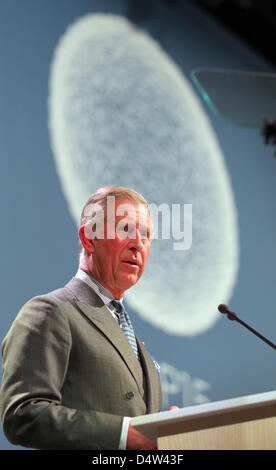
left=0, top=296, right=123, bottom=450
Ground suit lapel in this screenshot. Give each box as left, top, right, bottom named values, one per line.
left=137, top=337, right=162, bottom=413
left=71, top=296, right=145, bottom=396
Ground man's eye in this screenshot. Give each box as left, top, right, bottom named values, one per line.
left=139, top=228, right=149, bottom=239
left=122, top=224, right=135, bottom=233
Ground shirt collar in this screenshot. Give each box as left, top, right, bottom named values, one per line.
left=75, top=268, right=115, bottom=306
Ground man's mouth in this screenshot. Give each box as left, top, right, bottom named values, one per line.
left=121, top=260, right=140, bottom=267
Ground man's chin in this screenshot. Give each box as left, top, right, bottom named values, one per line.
left=119, top=273, right=139, bottom=291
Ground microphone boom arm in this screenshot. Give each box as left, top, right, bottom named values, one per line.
left=218, top=304, right=276, bottom=351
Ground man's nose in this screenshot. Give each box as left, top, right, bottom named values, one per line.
left=128, top=229, right=143, bottom=250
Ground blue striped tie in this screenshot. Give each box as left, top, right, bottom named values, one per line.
left=111, top=299, right=140, bottom=361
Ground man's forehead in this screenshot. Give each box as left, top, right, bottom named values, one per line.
left=115, top=199, right=149, bottom=220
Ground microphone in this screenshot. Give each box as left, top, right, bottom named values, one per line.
left=218, top=304, right=276, bottom=351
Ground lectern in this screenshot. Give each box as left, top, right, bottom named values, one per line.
left=131, top=390, right=276, bottom=450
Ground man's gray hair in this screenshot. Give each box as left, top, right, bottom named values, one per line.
left=80, top=186, right=148, bottom=227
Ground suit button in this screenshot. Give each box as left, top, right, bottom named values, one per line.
left=125, top=391, right=134, bottom=400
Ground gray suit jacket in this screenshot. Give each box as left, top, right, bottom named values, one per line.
left=0, top=277, right=162, bottom=450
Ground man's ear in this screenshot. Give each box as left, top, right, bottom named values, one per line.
left=78, top=225, right=95, bottom=253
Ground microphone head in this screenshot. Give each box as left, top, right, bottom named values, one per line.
left=218, top=304, right=230, bottom=314
left=218, top=304, right=237, bottom=321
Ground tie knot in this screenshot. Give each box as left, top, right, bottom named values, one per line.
left=111, top=299, right=125, bottom=315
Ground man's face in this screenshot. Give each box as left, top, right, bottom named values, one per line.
left=90, top=198, right=151, bottom=299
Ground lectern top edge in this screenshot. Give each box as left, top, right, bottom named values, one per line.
left=131, top=389, right=276, bottom=441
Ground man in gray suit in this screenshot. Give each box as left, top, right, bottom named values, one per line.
left=0, top=186, right=163, bottom=450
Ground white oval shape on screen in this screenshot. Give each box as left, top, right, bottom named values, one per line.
left=48, top=14, right=239, bottom=336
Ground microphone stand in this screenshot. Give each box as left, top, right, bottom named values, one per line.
left=218, top=304, right=276, bottom=351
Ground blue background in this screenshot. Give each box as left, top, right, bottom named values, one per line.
left=0, top=0, right=276, bottom=449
